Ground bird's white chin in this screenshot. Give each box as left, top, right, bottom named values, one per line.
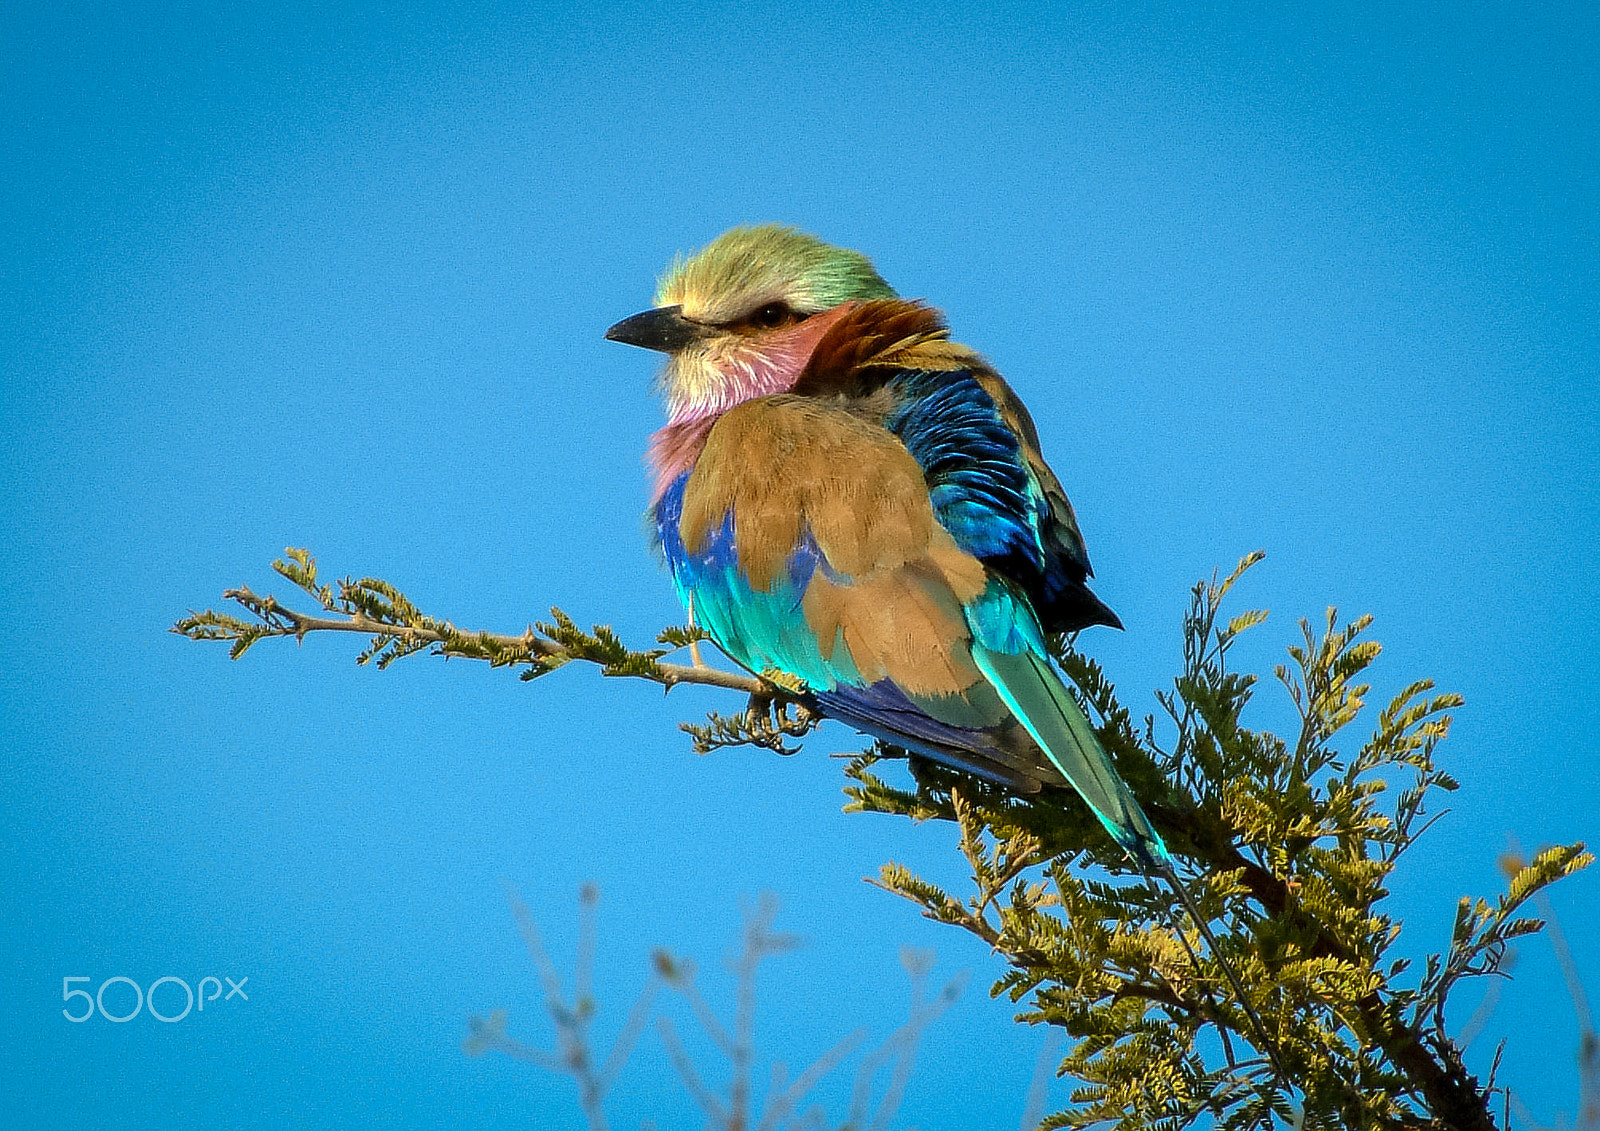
left=660, top=343, right=788, bottom=424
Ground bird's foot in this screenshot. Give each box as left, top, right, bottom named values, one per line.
left=740, top=693, right=818, bottom=755
left=679, top=692, right=819, bottom=756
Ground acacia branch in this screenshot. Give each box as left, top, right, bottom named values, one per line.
left=171, top=549, right=788, bottom=701
left=186, top=547, right=1594, bottom=1129
left=211, top=583, right=766, bottom=693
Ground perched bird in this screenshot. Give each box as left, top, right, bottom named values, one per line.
left=605, top=224, right=1168, bottom=867
left=608, top=230, right=1292, bottom=1087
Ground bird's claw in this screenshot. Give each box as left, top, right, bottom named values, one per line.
left=740, top=693, right=818, bottom=755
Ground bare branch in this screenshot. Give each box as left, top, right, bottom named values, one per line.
left=657, top=1013, right=730, bottom=1126
left=472, top=885, right=664, bottom=1131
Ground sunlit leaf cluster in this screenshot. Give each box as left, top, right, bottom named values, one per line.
left=176, top=550, right=1589, bottom=1129
left=848, top=555, right=1589, bottom=1130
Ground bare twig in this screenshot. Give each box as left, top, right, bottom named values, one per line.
left=756, top=1029, right=871, bottom=1131
left=657, top=896, right=960, bottom=1131
left=845, top=947, right=968, bottom=1131
left=1019, top=1027, right=1066, bottom=1131
left=658, top=1013, right=732, bottom=1126
left=465, top=885, right=664, bottom=1131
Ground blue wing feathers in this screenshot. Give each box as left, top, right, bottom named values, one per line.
left=965, top=579, right=1048, bottom=656
left=878, top=366, right=1119, bottom=634
left=883, top=371, right=1040, bottom=565
left=655, top=473, right=861, bottom=689
left=654, top=394, right=1163, bottom=860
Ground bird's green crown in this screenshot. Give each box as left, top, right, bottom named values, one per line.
left=655, top=225, right=896, bottom=323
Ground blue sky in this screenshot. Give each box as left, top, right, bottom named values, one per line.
left=2, top=2, right=1596, bottom=1126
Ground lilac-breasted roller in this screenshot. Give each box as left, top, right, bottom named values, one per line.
left=605, top=225, right=1168, bottom=868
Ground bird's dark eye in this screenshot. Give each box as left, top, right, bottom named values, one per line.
left=751, top=302, right=793, bottom=328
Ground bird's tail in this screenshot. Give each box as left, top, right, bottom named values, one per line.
left=970, top=643, right=1170, bottom=863
left=970, top=642, right=1294, bottom=1102
left=1154, top=860, right=1294, bottom=1101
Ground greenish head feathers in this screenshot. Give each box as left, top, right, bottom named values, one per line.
left=655, top=225, right=897, bottom=323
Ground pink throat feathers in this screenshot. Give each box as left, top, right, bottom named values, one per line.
left=645, top=303, right=855, bottom=501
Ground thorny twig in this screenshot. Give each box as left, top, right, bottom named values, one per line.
left=1019, top=1026, right=1066, bottom=1131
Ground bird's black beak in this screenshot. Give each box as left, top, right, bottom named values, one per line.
left=604, top=304, right=704, bottom=353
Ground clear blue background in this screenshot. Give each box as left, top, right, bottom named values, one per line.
left=3, top=2, right=1595, bottom=1126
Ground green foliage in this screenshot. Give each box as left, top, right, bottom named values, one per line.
left=173, top=548, right=734, bottom=686
left=534, top=608, right=664, bottom=681
left=178, top=549, right=1591, bottom=1128
left=174, top=548, right=816, bottom=750
left=849, top=554, right=1589, bottom=1130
